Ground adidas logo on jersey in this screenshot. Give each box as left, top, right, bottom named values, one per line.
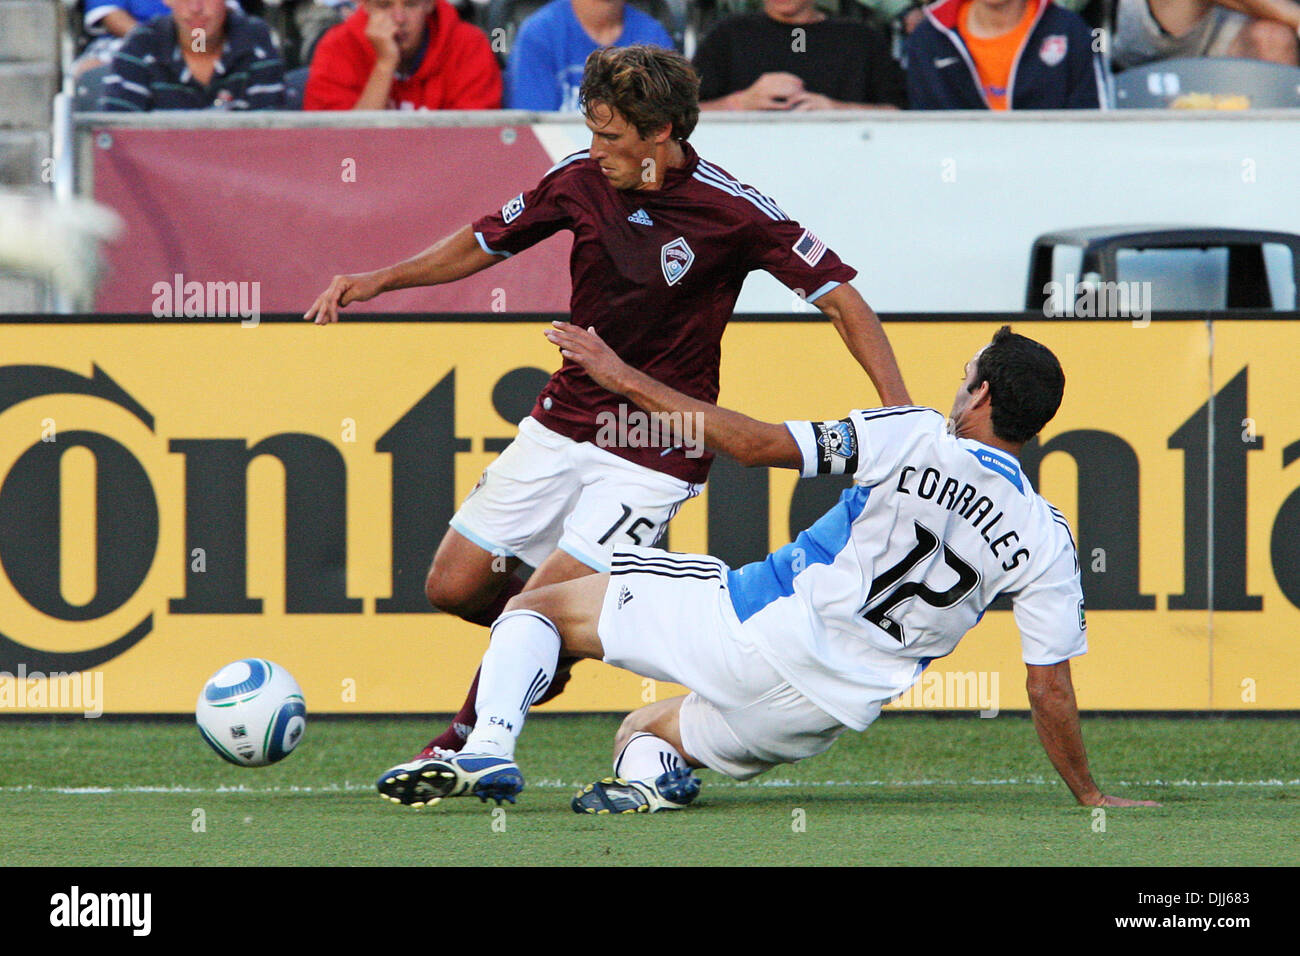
left=618, top=586, right=634, bottom=609
left=627, top=208, right=654, bottom=226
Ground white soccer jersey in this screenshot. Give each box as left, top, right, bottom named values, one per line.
left=725, top=406, right=1087, bottom=731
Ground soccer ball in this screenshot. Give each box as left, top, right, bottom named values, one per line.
left=196, top=659, right=306, bottom=767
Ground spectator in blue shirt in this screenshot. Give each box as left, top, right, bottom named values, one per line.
left=75, top=0, right=171, bottom=75
left=100, top=0, right=285, bottom=110
left=505, top=0, right=675, bottom=111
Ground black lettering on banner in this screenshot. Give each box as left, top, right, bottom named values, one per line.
left=859, top=521, right=980, bottom=644
left=376, top=373, right=471, bottom=613
left=169, top=435, right=361, bottom=614
left=1017, top=429, right=1154, bottom=610
left=1168, top=368, right=1262, bottom=610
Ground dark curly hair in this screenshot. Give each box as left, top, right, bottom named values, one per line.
left=578, top=45, right=700, bottom=142
left=971, top=326, right=1065, bottom=443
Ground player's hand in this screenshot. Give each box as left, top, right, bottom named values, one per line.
left=789, top=91, right=836, bottom=112
left=544, top=322, right=630, bottom=391
left=365, top=8, right=401, bottom=66
left=303, top=272, right=385, bottom=325
left=1080, top=794, right=1162, bottom=808
left=740, top=72, right=805, bottom=110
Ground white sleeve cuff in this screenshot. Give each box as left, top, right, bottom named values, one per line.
left=783, top=421, right=820, bottom=478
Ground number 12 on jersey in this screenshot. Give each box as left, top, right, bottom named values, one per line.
left=859, top=521, right=980, bottom=644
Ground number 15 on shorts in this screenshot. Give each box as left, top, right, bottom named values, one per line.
left=598, top=504, right=658, bottom=547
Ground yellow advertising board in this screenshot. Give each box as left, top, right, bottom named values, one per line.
left=0, top=318, right=1295, bottom=714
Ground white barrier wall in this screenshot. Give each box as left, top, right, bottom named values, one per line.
left=75, top=110, right=1300, bottom=313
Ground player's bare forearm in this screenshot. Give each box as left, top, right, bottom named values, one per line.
left=375, top=225, right=498, bottom=291
left=1026, top=661, right=1160, bottom=808
left=814, top=283, right=911, bottom=407
left=1027, top=662, right=1103, bottom=803
left=304, top=225, right=497, bottom=324
left=545, top=322, right=802, bottom=469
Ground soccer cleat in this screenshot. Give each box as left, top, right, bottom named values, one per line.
left=417, top=744, right=459, bottom=760
left=571, top=767, right=700, bottom=815
left=377, top=753, right=524, bottom=808
left=418, top=722, right=474, bottom=757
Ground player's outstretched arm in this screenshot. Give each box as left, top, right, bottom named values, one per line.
left=814, top=282, right=912, bottom=408
left=303, top=225, right=499, bottom=324
left=1026, top=660, right=1161, bottom=808
left=545, top=322, right=802, bottom=469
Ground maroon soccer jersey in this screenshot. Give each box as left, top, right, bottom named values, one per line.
left=473, top=142, right=856, bottom=483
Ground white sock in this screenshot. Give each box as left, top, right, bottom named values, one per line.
left=462, top=610, right=560, bottom=759
left=614, top=732, right=691, bottom=782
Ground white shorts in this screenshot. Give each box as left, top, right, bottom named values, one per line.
left=450, top=417, right=699, bottom=571
left=598, top=547, right=864, bottom=780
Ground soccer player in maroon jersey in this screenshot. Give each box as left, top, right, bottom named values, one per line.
left=303, top=44, right=911, bottom=807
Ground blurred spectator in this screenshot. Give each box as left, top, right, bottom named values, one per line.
left=854, top=0, right=1094, bottom=36
left=99, top=0, right=285, bottom=110
left=75, top=0, right=172, bottom=75
left=304, top=0, right=502, bottom=109
left=855, top=0, right=928, bottom=35
left=695, top=0, right=906, bottom=110
left=906, top=0, right=1103, bottom=108
left=1111, top=0, right=1299, bottom=69
left=506, top=0, right=675, bottom=110
left=295, top=0, right=357, bottom=66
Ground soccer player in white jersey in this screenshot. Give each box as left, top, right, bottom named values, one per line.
left=383, top=323, right=1158, bottom=812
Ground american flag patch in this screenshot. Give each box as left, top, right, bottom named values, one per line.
left=793, top=229, right=827, bottom=266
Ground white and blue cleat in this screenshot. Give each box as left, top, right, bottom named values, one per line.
left=377, top=753, right=525, bottom=808
left=571, top=767, right=700, bottom=815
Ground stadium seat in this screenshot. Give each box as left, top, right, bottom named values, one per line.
left=73, top=62, right=111, bottom=112
left=283, top=65, right=310, bottom=110
left=1025, top=225, right=1300, bottom=311
left=1113, top=56, right=1300, bottom=109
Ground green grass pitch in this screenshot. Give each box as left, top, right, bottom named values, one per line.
left=2, top=714, right=1296, bottom=867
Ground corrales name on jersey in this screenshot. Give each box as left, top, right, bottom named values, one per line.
left=594, top=405, right=703, bottom=459
left=896, top=464, right=1029, bottom=570
left=49, top=886, right=151, bottom=936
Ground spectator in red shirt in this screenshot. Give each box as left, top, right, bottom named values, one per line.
left=304, top=0, right=502, bottom=110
